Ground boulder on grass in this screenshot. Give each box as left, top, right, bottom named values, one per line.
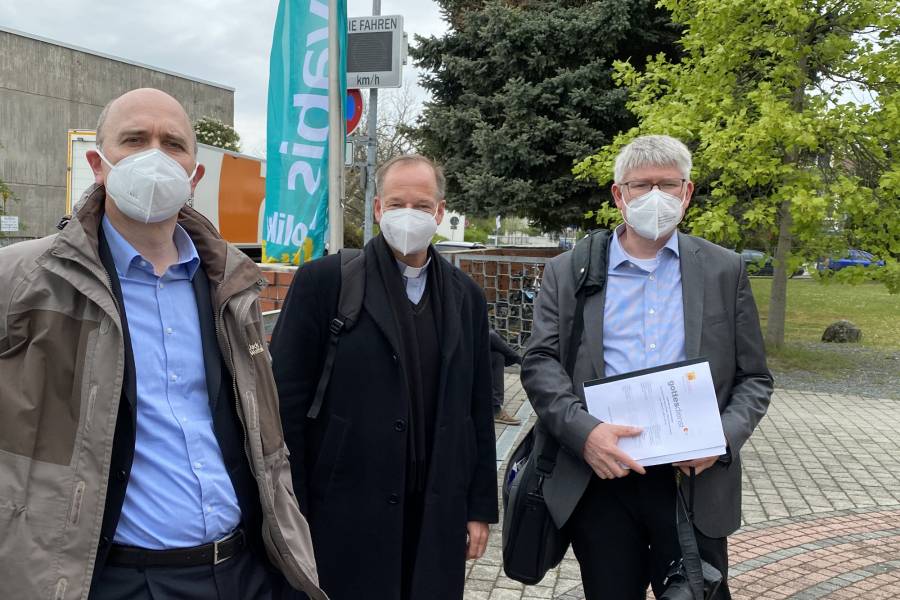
left=822, top=320, right=862, bottom=343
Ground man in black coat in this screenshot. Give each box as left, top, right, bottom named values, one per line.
left=490, top=329, right=522, bottom=425
left=271, top=154, right=499, bottom=600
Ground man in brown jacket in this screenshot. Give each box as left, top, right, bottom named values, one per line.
left=0, top=88, right=325, bottom=600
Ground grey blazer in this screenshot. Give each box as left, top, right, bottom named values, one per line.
left=521, top=232, right=774, bottom=538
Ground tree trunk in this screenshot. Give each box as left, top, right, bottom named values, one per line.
left=766, top=200, right=793, bottom=348
left=766, top=49, right=808, bottom=349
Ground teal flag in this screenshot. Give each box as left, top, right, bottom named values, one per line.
left=264, top=0, right=346, bottom=264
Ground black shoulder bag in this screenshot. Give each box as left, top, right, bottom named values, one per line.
left=500, top=290, right=584, bottom=584
left=501, top=230, right=611, bottom=585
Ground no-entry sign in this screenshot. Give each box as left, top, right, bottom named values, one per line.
left=346, top=89, right=363, bottom=135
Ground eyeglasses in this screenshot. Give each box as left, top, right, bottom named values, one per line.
left=383, top=202, right=439, bottom=215
left=622, top=179, right=686, bottom=195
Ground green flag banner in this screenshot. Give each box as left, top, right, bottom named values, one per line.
left=264, top=0, right=346, bottom=264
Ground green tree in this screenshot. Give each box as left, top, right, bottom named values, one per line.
left=193, top=116, right=241, bottom=152
left=0, top=178, right=10, bottom=220
left=0, top=182, right=15, bottom=242
left=0, top=142, right=13, bottom=240
left=576, top=0, right=900, bottom=347
left=0, top=180, right=10, bottom=207
left=411, top=0, right=681, bottom=231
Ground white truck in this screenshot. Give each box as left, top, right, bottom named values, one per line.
left=67, top=130, right=266, bottom=260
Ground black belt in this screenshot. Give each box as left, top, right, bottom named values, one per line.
left=106, top=528, right=246, bottom=568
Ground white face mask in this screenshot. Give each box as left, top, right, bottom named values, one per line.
left=99, top=148, right=197, bottom=224
left=380, top=207, right=439, bottom=256
left=622, top=188, right=685, bottom=241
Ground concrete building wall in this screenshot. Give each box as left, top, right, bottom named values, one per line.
left=0, top=28, right=234, bottom=238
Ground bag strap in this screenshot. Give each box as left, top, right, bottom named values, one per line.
left=676, top=469, right=706, bottom=600
left=534, top=230, right=604, bottom=477
left=572, top=229, right=611, bottom=296
left=307, top=249, right=365, bottom=419
left=534, top=287, right=586, bottom=477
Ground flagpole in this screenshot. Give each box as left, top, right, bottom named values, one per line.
left=328, top=0, right=344, bottom=253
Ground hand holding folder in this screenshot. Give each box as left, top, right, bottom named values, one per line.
left=582, top=422, right=647, bottom=479
left=582, top=359, right=726, bottom=468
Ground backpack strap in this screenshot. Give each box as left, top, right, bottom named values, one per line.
left=306, top=248, right=366, bottom=419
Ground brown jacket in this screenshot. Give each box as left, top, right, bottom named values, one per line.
left=0, top=185, right=326, bottom=600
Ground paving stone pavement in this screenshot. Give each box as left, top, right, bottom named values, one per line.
left=466, top=374, right=900, bottom=599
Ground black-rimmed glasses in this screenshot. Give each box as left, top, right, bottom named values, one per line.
left=622, top=179, right=686, bottom=195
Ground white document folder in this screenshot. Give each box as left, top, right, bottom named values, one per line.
left=583, top=358, right=726, bottom=467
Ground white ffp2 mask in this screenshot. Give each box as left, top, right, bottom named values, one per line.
left=380, top=207, right=438, bottom=256
left=99, top=149, right=197, bottom=224
left=623, top=188, right=685, bottom=241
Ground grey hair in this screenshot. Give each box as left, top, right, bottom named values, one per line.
left=375, top=154, right=446, bottom=200
left=95, top=97, right=199, bottom=154
left=613, top=135, right=692, bottom=183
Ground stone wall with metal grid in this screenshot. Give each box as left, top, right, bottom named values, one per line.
left=258, top=250, right=566, bottom=346
left=451, top=252, right=559, bottom=350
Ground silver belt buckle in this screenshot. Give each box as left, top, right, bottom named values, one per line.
left=213, top=531, right=235, bottom=566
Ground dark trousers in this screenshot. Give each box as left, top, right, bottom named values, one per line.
left=89, top=545, right=282, bottom=600
left=491, top=352, right=505, bottom=412
left=566, top=468, right=731, bottom=600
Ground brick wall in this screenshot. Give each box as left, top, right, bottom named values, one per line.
left=259, top=265, right=297, bottom=312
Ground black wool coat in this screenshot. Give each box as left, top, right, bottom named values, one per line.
left=271, top=240, right=499, bottom=600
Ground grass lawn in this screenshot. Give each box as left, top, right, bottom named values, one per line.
left=749, top=278, right=900, bottom=377
left=750, top=278, right=900, bottom=349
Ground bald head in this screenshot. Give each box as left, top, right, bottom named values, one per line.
left=96, top=88, right=197, bottom=154
left=86, top=87, right=205, bottom=211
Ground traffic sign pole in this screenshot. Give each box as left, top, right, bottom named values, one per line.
left=362, top=0, right=381, bottom=245
left=363, top=88, right=378, bottom=244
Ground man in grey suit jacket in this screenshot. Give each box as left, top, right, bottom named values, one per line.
left=521, top=135, right=773, bottom=599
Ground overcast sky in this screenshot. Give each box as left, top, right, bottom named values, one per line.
left=0, top=0, right=448, bottom=157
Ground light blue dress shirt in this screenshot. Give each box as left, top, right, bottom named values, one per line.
left=602, top=225, right=686, bottom=377
left=102, top=216, right=241, bottom=549
left=396, top=257, right=431, bottom=304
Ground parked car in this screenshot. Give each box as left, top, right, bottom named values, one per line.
left=739, top=249, right=806, bottom=277
left=740, top=249, right=774, bottom=276
left=434, top=240, right=487, bottom=252
left=816, top=249, right=885, bottom=272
